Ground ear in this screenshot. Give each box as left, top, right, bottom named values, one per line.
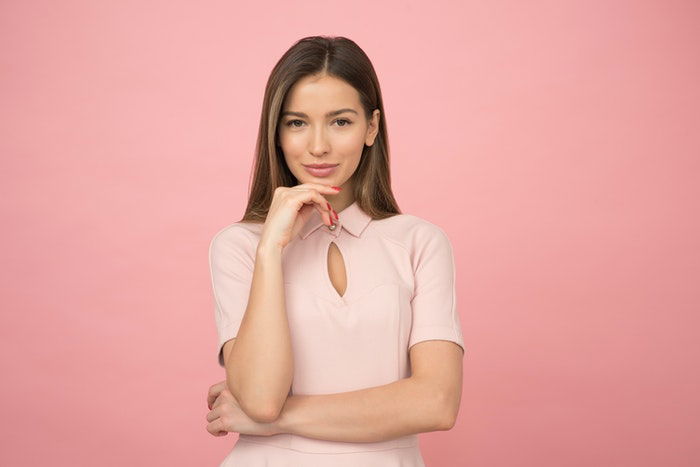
left=365, top=109, right=381, bottom=147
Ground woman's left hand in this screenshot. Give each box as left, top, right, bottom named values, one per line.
left=205, top=380, right=280, bottom=437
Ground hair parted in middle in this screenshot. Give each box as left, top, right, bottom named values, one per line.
left=239, top=35, right=401, bottom=224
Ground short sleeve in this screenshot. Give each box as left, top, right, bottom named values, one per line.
left=408, top=223, right=466, bottom=354
left=208, top=225, right=255, bottom=367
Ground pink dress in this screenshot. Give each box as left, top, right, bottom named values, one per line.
left=209, top=200, right=466, bottom=466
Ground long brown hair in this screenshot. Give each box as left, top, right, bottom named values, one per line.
left=239, top=35, right=401, bottom=223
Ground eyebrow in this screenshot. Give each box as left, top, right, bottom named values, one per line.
left=280, top=108, right=359, bottom=118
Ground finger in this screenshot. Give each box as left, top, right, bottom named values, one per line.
left=293, top=183, right=340, bottom=225
left=207, top=380, right=226, bottom=408
left=206, top=416, right=226, bottom=436
left=208, top=380, right=226, bottom=400
left=211, top=395, right=220, bottom=410
left=304, top=199, right=332, bottom=226
left=206, top=405, right=221, bottom=423
left=288, top=183, right=341, bottom=224
left=212, top=392, right=228, bottom=409
left=294, top=190, right=334, bottom=226
left=293, top=182, right=342, bottom=195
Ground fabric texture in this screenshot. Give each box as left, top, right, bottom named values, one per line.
left=208, top=200, right=465, bottom=465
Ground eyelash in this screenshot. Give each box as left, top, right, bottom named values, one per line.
left=285, top=118, right=353, bottom=128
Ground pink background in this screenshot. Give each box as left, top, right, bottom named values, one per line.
left=2, top=1, right=699, bottom=465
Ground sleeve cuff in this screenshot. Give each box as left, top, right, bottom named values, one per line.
left=216, top=319, right=241, bottom=367
left=408, top=325, right=466, bottom=354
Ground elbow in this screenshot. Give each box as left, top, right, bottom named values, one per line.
left=226, top=380, right=280, bottom=424
left=438, top=410, right=457, bottom=431
left=225, top=369, right=291, bottom=424
left=242, top=402, right=282, bottom=424
left=233, top=386, right=283, bottom=423
left=436, top=393, right=459, bottom=431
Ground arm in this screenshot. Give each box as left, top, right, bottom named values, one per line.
left=269, top=339, right=464, bottom=443
left=272, top=375, right=452, bottom=443
left=224, top=243, right=293, bottom=423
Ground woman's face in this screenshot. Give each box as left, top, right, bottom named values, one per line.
left=278, top=73, right=380, bottom=193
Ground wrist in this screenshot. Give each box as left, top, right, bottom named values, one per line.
left=271, top=396, right=298, bottom=435
left=257, top=240, right=283, bottom=258
left=266, top=415, right=288, bottom=436
left=260, top=419, right=285, bottom=437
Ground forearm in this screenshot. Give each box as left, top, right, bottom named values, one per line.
left=227, top=244, right=293, bottom=422
left=273, top=376, right=449, bottom=443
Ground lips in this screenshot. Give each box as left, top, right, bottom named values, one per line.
left=303, top=164, right=339, bottom=177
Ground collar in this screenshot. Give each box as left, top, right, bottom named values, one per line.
left=298, top=200, right=372, bottom=240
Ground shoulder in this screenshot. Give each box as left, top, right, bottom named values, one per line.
left=371, top=212, right=452, bottom=249
left=376, top=215, right=455, bottom=280
left=209, top=221, right=262, bottom=262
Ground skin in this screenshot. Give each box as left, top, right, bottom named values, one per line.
left=205, top=73, right=463, bottom=439
left=206, top=72, right=382, bottom=436
left=278, top=72, right=381, bottom=214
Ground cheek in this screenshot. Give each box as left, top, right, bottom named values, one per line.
left=279, top=134, right=306, bottom=160
left=335, top=128, right=367, bottom=151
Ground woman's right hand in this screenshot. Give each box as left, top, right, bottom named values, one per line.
left=259, top=183, right=342, bottom=251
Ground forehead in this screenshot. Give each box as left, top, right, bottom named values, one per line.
left=283, top=74, right=361, bottom=111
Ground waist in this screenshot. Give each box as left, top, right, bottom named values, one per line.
left=238, top=433, right=419, bottom=454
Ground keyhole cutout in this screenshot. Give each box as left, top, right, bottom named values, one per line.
left=327, top=241, right=347, bottom=298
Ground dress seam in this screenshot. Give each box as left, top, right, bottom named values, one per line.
left=235, top=438, right=419, bottom=454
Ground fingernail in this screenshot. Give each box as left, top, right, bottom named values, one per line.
left=331, top=186, right=342, bottom=191
left=326, top=202, right=331, bottom=210
left=333, top=210, right=339, bottom=220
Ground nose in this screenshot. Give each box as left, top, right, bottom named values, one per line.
left=308, top=125, right=330, bottom=156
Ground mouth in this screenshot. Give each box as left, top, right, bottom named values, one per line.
left=303, top=163, right=340, bottom=168
left=303, top=164, right=339, bottom=177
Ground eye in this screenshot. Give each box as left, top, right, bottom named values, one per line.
left=286, top=119, right=304, bottom=128
left=334, top=118, right=352, bottom=127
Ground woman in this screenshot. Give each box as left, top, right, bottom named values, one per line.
left=205, top=35, right=465, bottom=466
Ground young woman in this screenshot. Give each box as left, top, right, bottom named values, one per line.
left=205, top=35, right=465, bottom=466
